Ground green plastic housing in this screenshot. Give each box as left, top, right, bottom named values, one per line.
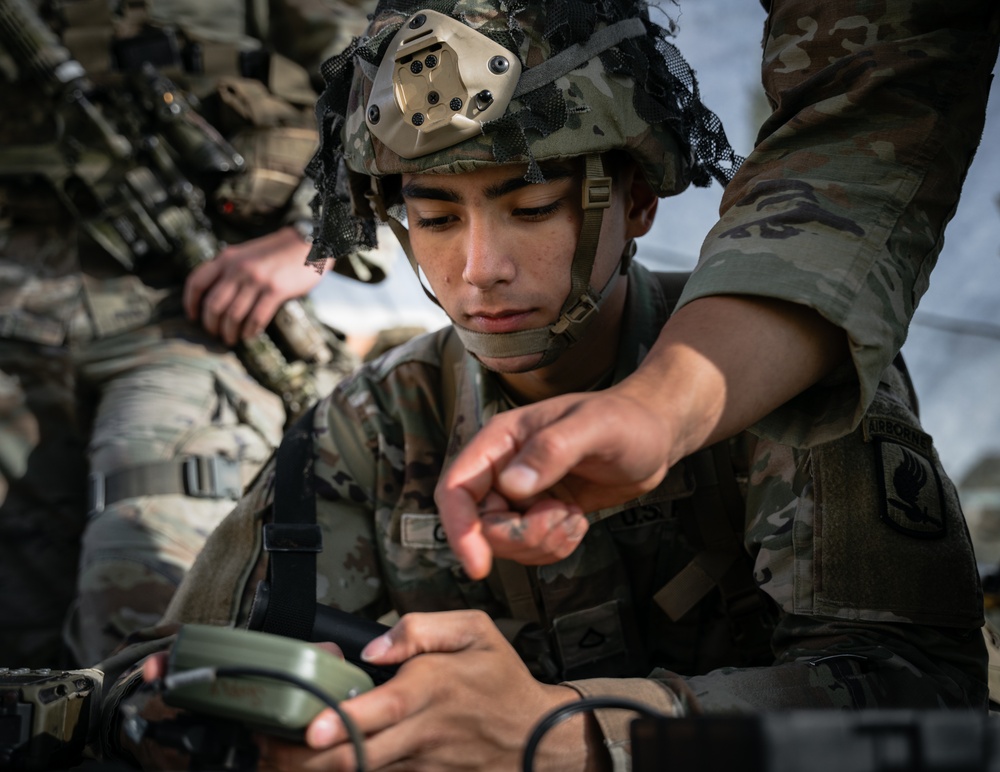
left=164, top=624, right=375, bottom=735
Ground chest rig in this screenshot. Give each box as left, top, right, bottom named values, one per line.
left=253, top=272, right=774, bottom=683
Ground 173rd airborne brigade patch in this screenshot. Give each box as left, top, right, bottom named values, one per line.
left=863, top=417, right=946, bottom=539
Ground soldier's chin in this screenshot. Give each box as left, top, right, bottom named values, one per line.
left=472, top=351, right=546, bottom=374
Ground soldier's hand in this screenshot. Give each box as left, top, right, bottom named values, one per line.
left=184, top=225, right=331, bottom=345
left=434, top=388, right=674, bottom=580
left=257, top=610, right=604, bottom=772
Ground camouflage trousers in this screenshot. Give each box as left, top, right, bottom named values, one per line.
left=0, top=317, right=287, bottom=669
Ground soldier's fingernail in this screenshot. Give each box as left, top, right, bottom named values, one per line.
left=361, top=633, right=392, bottom=662
left=502, top=464, right=538, bottom=495
left=308, top=711, right=341, bottom=748
left=562, top=513, right=588, bottom=541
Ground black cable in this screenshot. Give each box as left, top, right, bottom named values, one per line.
left=165, top=665, right=368, bottom=772
left=521, top=696, right=666, bottom=772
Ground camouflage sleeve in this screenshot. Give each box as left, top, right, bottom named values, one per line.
left=676, top=0, right=1000, bottom=447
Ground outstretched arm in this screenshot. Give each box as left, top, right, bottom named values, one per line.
left=436, top=294, right=846, bottom=580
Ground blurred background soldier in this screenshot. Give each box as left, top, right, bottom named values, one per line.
left=0, top=0, right=382, bottom=668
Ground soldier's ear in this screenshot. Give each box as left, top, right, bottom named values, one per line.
left=623, top=163, right=658, bottom=240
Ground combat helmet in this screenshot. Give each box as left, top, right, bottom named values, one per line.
left=307, top=0, right=741, bottom=368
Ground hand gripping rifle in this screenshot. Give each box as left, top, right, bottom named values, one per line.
left=0, top=0, right=333, bottom=419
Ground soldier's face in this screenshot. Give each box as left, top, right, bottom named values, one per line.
left=401, top=162, right=634, bottom=375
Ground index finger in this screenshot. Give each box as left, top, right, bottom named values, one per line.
left=434, top=428, right=519, bottom=580
left=436, top=396, right=599, bottom=576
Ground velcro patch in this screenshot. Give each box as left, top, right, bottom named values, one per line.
left=400, top=513, right=450, bottom=549
left=864, top=417, right=945, bottom=539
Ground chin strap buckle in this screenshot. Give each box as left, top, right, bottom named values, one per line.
left=551, top=291, right=600, bottom=339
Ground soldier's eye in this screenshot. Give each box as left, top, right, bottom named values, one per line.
left=415, top=214, right=456, bottom=230
left=513, top=200, right=563, bottom=220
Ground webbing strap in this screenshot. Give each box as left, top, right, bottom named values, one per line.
left=490, top=559, right=542, bottom=625
left=512, top=18, right=647, bottom=99
left=244, top=0, right=268, bottom=42
left=87, top=454, right=243, bottom=517
left=256, top=403, right=321, bottom=641
left=653, top=445, right=744, bottom=621
left=564, top=154, right=611, bottom=309
left=705, top=443, right=772, bottom=657
left=654, top=441, right=770, bottom=661
left=648, top=270, right=768, bottom=631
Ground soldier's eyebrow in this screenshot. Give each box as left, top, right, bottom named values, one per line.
left=401, top=162, right=579, bottom=204
left=483, top=166, right=575, bottom=200
left=400, top=182, right=462, bottom=203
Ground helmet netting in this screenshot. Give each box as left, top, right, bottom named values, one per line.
left=306, top=0, right=743, bottom=268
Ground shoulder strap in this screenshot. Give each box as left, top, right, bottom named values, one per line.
left=251, top=403, right=321, bottom=640
left=439, top=327, right=466, bottom=436
left=436, top=329, right=545, bottom=625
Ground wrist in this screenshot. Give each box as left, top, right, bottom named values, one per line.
left=531, top=685, right=613, bottom=772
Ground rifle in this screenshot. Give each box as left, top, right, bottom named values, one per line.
left=0, top=0, right=333, bottom=419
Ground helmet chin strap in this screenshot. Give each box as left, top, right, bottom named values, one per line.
left=374, top=154, right=633, bottom=371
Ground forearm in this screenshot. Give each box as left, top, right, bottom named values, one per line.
left=617, top=294, right=848, bottom=467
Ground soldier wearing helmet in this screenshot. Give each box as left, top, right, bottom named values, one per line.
left=96, top=1, right=985, bottom=769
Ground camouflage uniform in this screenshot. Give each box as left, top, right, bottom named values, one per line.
left=682, top=0, right=1000, bottom=447
left=96, top=261, right=986, bottom=768
left=89, top=1, right=996, bottom=766
left=0, top=0, right=380, bottom=668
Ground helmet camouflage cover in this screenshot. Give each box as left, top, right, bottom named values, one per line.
left=306, top=0, right=742, bottom=268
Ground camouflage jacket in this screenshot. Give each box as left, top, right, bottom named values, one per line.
left=681, top=0, right=1000, bottom=448
left=100, top=261, right=987, bottom=769
left=0, top=0, right=380, bottom=344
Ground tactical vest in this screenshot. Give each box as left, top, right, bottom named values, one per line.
left=255, top=272, right=776, bottom=683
